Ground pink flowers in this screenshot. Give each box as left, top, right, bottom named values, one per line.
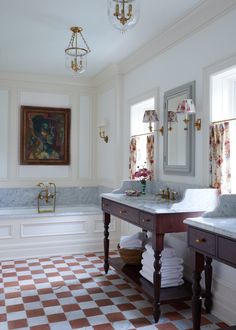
left=133, top=164, right=152, bottom=183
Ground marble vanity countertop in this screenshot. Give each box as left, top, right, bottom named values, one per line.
left=101, top=192, right=176, bottom=213
left=101, top=192, right=211, bottom=214
left=184, top=217, right=236, bottom=239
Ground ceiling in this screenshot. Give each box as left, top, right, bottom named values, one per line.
left=0, top=0, right=205, bottom=78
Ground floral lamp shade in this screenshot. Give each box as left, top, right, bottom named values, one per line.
left=142, top=110, right=159, bottom=132
left=168, top=111, right=178, bottom=131
left=176, top=99, right=195, bottom=114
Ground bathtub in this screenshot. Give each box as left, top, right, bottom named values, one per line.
left=0, top=204, right=101, bottom=218
left=0, top=204, right=118, bottom=260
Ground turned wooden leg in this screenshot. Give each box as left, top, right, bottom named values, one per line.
left=204, top=256, right=213, bottom=313
left=192, top=252, right=205, bottom=330
left=104, top=212, right=111, bottom=274
left=152, top=234, right=164, bottom=323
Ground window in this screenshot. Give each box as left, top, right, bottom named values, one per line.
left=211, top=67, right=236, bottom=193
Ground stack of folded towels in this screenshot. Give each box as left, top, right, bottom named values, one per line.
left=140, top=240, right=184, bottom=288
left=119, top=232, right=147, bottom=249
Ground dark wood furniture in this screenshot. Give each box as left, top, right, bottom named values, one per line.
left=102, top=197, right=203, bottom=323
left=187, top=225, right=236, bottom=330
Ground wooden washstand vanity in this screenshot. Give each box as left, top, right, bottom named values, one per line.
left=101, top=193, right=206, bottom=323
left=185, top=216, right=236, bottom=330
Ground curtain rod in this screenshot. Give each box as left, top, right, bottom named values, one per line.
left=130, top=132, right=155, bottom=138
left=212, top=117, right=236, bottom=124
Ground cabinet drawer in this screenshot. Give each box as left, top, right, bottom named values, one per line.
left=102, top=199, right=113, bottom=212
left=113, top=204, right=139, bottom=225
left=139, top=212, right=154, bottom=231
left=218, top=237, right=236, bottom=267
left=188, top=227, right=216, bottom=256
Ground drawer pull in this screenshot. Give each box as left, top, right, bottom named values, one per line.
left=120, top=210, right=127, bottom=214
left=142, top=218, right=151, bottom=222
left=195, top=238, right=206, bottom=243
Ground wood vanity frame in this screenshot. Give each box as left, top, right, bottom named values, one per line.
left=187, top=225, right=236, bottom=330
left=102, top=197, right=203, bottom=323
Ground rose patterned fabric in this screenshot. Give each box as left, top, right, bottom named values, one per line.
left=129, top=137, right=137, bottom=179
left=146, top=135, right=154, bottom=180
left=209, top=122, right=231, bottom=194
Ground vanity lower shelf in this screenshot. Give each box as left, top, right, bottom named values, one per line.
left=109, top=257, right=193, bottom=303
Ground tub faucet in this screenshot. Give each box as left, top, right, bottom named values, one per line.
left=37, top=182, right=56, bottom=213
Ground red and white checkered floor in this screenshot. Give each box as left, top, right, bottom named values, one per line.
left=0, top=252, right=230, bottom=330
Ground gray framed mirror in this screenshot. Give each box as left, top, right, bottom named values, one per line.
left=163, top=81, right=195, bottom=175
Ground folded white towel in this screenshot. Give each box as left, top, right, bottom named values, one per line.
left=140, top=269, right=184, bottom=288
left=141, top=266, right=183, bottom=280
left=120, top=238, right=143, bottom=249
left=145, top=240, right=176, bottom=259
left=120, top=232, right=147, bottom=248
left=141, top=257, right=184, bottom=269
left=141, top=261, right=184, bottom=273
left=141, top=251, right=183, bottom=266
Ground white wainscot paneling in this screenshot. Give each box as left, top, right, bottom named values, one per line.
left=0, top=225, right=12, bottom=239
left=94, top=219, right=116, bottom=233
left=0, top=89, right=8, bottom=179
left=21, top=220, right=87, bottom=237
left=20, top=91, right=70, bottom=108
left=79, top=95, right=92, bottom=180
left=18, top=165, right=70, bottom=178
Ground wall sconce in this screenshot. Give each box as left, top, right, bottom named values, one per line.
left=142, top=110, right=159, bottom=132
left=176, top=99, right=201, bottom=131
left=98, top=121, right=108, bottom=143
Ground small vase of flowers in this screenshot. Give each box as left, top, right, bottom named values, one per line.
left=133, top=163, right=152, bottom=195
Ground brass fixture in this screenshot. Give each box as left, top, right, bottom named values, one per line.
left=195, top=118, right=201, bottom=131
left=37, top=182, right=56, bottom=213
left=65, top=26, right=91, bottom=75
left=156, top=188, right=177, bottom=201
left=98, top=122, right=109, bottom=143
left=159, top=126, right=164, bottom=136
left=107, top=0, right=140, bottom=32
left=142, top=110, right=159, bottom=132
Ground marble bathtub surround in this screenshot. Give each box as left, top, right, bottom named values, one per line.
left=0, top=186, right=99, bottom=208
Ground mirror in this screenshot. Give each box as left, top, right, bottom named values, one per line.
left=163, top=81, right=195, bottom=175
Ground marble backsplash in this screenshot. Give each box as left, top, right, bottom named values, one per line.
left=0, top=186, right=100, bottom=208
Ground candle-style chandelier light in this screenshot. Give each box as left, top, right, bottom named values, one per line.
left=107, top=0, right=140, bottom=32
left=65, top=26, right=91, bottom=75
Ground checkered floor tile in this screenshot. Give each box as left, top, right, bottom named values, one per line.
left=0, top=252, right=230, bottom=329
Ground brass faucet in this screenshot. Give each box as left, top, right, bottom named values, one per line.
left=37, top=182, right=56, bottom=213
left=156, top=187, right=177, bottom=201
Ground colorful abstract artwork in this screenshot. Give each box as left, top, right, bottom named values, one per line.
left=20, top=106, right=71, bottom=165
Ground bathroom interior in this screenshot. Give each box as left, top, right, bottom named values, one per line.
left=0, top=1, right=236, bottom=329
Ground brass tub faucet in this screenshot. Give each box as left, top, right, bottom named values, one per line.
left=37, top=182, right=56, bottom=213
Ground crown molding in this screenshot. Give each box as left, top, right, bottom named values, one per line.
left=92, top=64, right=122, bottom=87
left=119, top=0, right=236, bottom=75
left=0, top=71, right=93, bottom=87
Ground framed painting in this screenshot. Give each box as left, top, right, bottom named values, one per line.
left=20, top=106, right=71, bottom=165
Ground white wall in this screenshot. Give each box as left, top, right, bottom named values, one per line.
left=0, top=75, right=96, bottom=187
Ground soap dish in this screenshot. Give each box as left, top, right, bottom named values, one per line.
left=125, top=190, right=141, bottom=197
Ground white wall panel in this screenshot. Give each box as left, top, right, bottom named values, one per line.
left=0, top=225, right=12, bottom=238
left=79, top=95, right=92, bottom=180
left=21, top=221, right=87, bottom=237
left=20, top=91, right=70, bottom=107
left=0, top=90, right=8, bottom=179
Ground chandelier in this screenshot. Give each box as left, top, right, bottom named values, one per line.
left=65, top=26, right=91, bottom=75
left=107, top=0, right=140, bottom=32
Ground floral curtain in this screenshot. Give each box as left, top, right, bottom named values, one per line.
left=146, top=134, right=154, bottom=180
left=209, top=122, right=231, bottom=193
left=129, top=137, right=137, bottom=179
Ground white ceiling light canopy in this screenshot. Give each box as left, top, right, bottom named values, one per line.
left=107, top=0, right=140, bottom=32
left=65, top=26, right=91, bottom=75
